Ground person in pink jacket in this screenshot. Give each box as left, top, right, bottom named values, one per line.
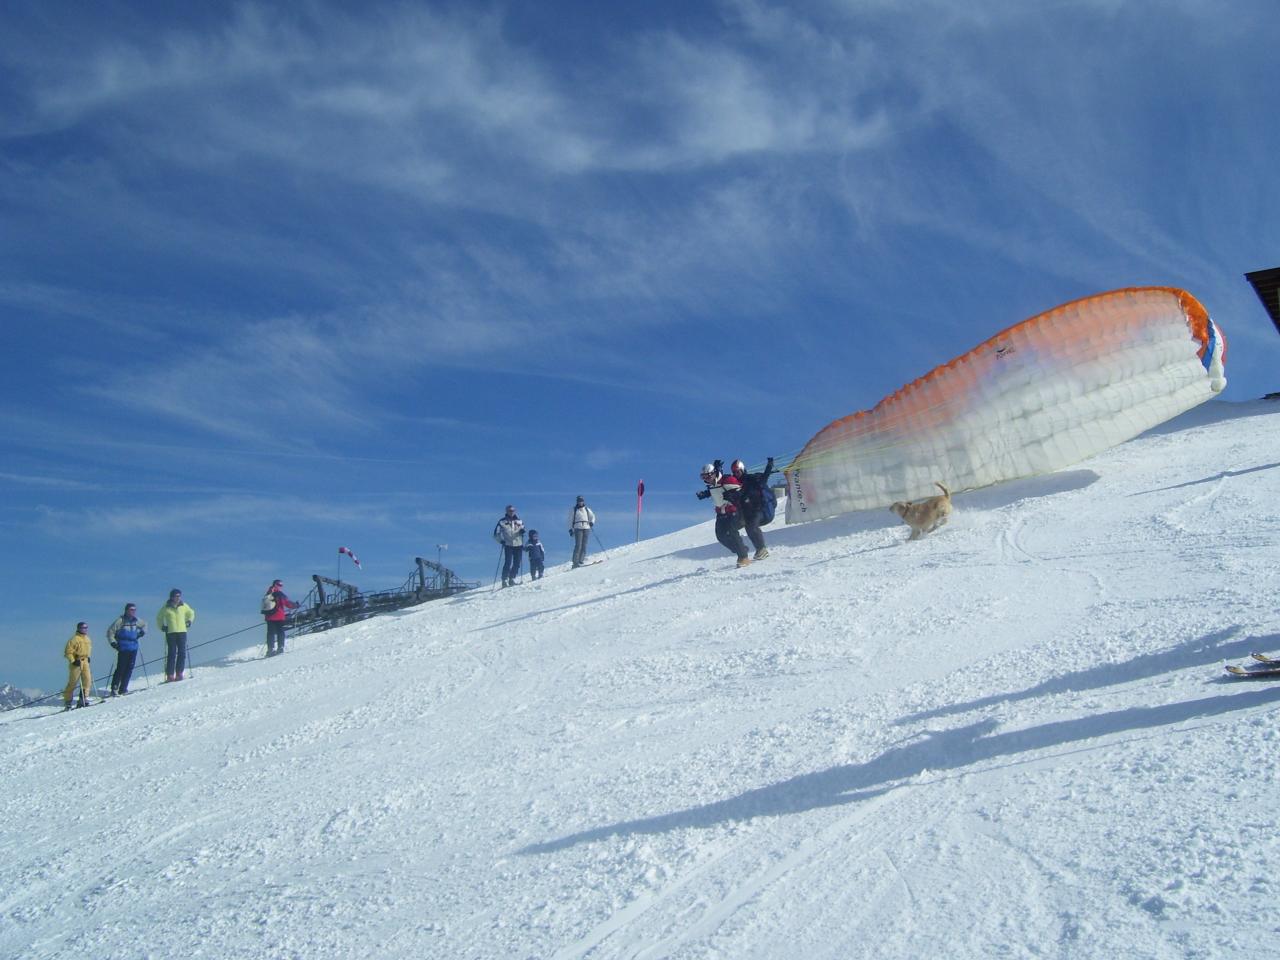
left=262, top=580, right=300, bottom=657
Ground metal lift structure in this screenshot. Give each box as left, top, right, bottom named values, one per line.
left=287, top=557, right=477, bottom=637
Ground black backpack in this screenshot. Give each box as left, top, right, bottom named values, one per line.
left=757, top=483, right=777, bottom=525
left=742, top=474, right=777, bottom=525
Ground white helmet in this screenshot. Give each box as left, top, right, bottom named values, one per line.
left=700, top=463, right=718, bottom=480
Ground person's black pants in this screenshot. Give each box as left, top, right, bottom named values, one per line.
left=112, top=649, right=138, bottom=693
left=530, top=560, right=544, bottom=580
left=741, top=509, right=767, bottom=553
left=165, top=632, right=188, bottom=678
left=502, top=545, right=523, bottom=582
left=715, top=514, right=748, bottom=559
left=266, top=620, right=286, bottom=655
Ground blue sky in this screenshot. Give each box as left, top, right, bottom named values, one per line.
left=3, top=0, right=1278, bottom=691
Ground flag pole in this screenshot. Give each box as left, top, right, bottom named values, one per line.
left=636, top=479, right=645, bottom=543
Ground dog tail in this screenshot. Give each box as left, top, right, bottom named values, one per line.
left=935, top=481, right=950, bottom=499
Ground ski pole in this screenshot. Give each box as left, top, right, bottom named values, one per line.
left=137, top=640, right=150, bottom=686
left=492, top=545, right=504, bottom=590
left=592, top=530, right=610, bottom=561
left=90, top=658, right=104, bottom=703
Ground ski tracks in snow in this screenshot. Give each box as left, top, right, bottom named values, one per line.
left=551, top=787, right=910, bottom=960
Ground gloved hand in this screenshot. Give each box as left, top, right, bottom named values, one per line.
left=110, top=641, right=119, bottom=650
left=696, top=489, right=711, bottom=500
left=72, top=658, right=81, bottom=666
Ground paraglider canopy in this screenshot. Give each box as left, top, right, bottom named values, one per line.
left=784, top=286, right=1227, bottom=524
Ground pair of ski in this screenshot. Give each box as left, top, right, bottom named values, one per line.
left=1224, top=652, right=1280, bottom=679
left=26, top=699, right=105, bottom=719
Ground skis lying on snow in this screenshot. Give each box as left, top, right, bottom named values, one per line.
left=1222, top=651, right=1280, bottom=679
left=1224, top=662, right=1280, bottom=680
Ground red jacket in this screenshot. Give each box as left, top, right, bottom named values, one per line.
left=706, top=475, right=743, bottom=516
left=264, top=588, right=300, bottom=622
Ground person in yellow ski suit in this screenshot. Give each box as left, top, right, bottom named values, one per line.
left=62, top=622, right=93, bottom=708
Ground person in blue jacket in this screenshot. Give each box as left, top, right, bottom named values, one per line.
left=526, top=530, right=546, bottom=580
left=106, top=602, right=147, bottom=695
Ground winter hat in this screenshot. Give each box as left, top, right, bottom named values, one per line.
left=529, top=530, right=540, bottom=537
left=168, top=588, right=182, bottom=598
left=576, top=496, right=585, bottom=504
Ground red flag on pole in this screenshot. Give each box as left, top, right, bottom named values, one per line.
left=338, top=545, right=362, bottom=569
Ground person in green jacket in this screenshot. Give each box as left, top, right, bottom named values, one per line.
left=62, top=621, right=93, bottom=709
left=156, top=589, right=195, bottom=681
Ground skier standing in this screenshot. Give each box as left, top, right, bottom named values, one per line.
left=156, top=589, right=195, bottom=681
left=106, top=603, right=146, bottom=695
left=526, top=530, right=546, bottom=580
left=262, top=579, right=300, bottom=657
left=567, top=496, right=596, bottom=568
left=62, top=621, right=93, bottom=709
left=697, top=461, right=751, bottom=567
left=731, top=457, right=775, bottom=561
left=494, top=505, right=526, bottom=587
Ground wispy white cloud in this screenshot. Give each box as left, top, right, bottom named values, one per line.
left=4, top=4, right=893, bottom=436
left=3, top=0, right=1275, bottom=437
left=583, top=447, right=634, bottom=471
left=769, top=0, right=1268, bottom=285
left=80, top=301, right=521, bottom=442
left=0, top=282, right=176, bottom=340
left=5, top=2, right=889, bottom=196
left=34, top=494, right=398, bottom=540
left=0, top=471, right=100, bottom=491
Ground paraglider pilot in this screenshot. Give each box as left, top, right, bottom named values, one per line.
left=697, top=460, right=751, bottom=568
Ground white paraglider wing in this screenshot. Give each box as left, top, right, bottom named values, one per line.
left=785, top=287, right=1226, bottom=523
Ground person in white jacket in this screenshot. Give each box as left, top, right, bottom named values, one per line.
left=567, top=496, right=596, bottom=568
left=493, top=505, right=526, bottom=587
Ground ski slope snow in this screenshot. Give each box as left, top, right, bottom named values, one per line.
left=3, top=400, right=1279, bottom=959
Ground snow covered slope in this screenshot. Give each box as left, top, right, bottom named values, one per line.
left=3, top=400, right=1279, bottom=960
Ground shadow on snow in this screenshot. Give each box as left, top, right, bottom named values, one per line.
left=520, top=678, right=1280, bottom=855
left=896, top=627, right=1266, bottom=725
left=1129, top=461, right=1280, bottom=496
